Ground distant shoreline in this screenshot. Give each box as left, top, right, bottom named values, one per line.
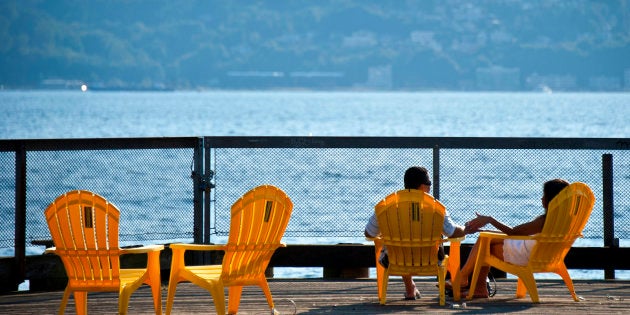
left=2, top=86, right=629, bottom=93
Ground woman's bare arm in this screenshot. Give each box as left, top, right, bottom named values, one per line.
left=466, top=212, right=546, bottom=236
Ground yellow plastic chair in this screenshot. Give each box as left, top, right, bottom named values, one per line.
left=467, top=182, right=596, bottom=302
left=44, top=190, right=163, bottom=315
left=372, top=189, right=464, bottom=306
left=166, top=185, right=293, bottom=315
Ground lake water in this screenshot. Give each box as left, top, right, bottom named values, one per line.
left=1, top=90, right=629, bottom=281
left=2, top=90, right=629, bottom=139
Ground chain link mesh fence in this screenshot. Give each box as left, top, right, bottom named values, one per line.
left=211, top=146, right=629, bottom=247
left=0, top=142, right=196, bottom=256
left=0, top=151, right=15, bottom=253
left=439, top=148, right=628, bottom=246
left=2, top=138, right=629, bottom=258
left=212, top=148, right=433, bottom=241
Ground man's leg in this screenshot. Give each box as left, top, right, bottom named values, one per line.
left=403, top=275, right=418, bottom=297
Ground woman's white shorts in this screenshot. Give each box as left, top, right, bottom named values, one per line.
left=503, top=239, right=536, bottom=266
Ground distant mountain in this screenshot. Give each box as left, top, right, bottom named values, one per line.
left=1, top=0, right=629, bottom=91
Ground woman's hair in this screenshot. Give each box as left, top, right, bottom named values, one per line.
left=543, top=178, right=570, bottom=203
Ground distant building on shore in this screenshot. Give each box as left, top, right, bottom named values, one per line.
left=40, top=79, right=85, bottom=90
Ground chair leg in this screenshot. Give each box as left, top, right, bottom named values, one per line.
left=447, top=247, right=462, bottom=302
left=149, top=281, right=163, bottom=315
left=517, top=274, right=539, bottom=303
left=373, top=240, right=385, bottom=301
left=209, top=285, right=227, bottom=315
left=165, top=281, right=178, bottom=315
left=59, top=287, right=72, bottom=315
left=73, top=291, right=88, bottom=315
left=166, top=250, right=183, bottom=315
left=147, top=251, right=163, bottom=314
left=516, top=278, right=527, bottom=298
left=259, top=280, right=276, bottom=311
left=379, top=273, right=389, bottom=305
left=556, top=267, right=579, bottom=301
left=119, top=288, right=132, bottom=315
left=227, top=286, right=244, bottom=314
left=376, top=263, right=385, bottom=301
left=438, top=266, right=446, bottom=306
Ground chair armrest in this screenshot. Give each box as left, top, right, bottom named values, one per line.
left=44, top=247, right=57, bottom=255
left=169, top=243, right=226, bottom=251
left=367, top=236, right=384, bottom=253
left=121, top=244, right=164, bottom=254
left=478, top=231, right=535, bottom=241
left=443, top=236, right=465, bottom=244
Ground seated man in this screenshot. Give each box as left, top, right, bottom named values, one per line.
left=365, top=166, right=468, bottom=300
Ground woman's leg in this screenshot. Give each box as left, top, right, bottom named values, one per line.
left=459, top=241, right=479, bottom=285
left=459, top=238, right=504, bottom=295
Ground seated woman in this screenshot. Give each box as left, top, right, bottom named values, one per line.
left=456, top=178, right=570, bottom=298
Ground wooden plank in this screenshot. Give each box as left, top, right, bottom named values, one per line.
left=0, top=279, right=628, bottom=314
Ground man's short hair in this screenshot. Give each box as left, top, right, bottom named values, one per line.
left=404, top=166, right=431, bottom=189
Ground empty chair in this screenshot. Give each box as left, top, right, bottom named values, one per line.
left=44, top=190, right=163, bottom=315
left=166, top=185, right=293, bottom=315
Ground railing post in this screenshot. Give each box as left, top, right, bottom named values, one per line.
left=602, top=153, right=616, bottom=279
left=192, top=138, right=204, bottom=245
left=14, top=143, right=27, bottom=290
left=433, top=145, right=440, bottom=200
left=203, top=140, right=215, bottom=245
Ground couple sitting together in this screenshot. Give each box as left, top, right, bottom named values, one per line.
left=364, top=166, right=570, bottom=299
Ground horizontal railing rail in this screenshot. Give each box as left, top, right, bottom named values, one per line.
left=204, top=136, right=630, bottom=149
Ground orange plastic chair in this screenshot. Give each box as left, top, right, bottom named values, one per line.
left=372, top=189, right=464, bottom=306
left=44, top=190, right=163, bottom=315
left=467, top=182, right=596, bottom=302
left=166, top=185, right=293, bottom=315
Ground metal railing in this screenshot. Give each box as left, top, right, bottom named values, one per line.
left=1, top=136, right=628, bottom=287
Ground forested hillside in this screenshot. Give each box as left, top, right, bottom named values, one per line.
left=1, top=0, right=629, bottom=90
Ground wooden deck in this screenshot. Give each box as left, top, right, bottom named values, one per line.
left=1, top=278, right=629, bottom=314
